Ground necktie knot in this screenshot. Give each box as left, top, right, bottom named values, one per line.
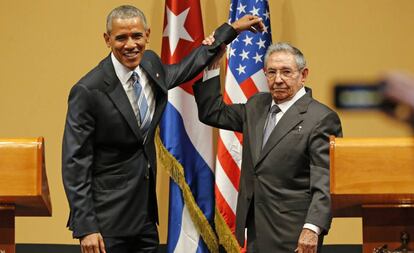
left=131, top=72, right=139, bottom=84
left=270, top=104, right=281, bottom=115
left=262, top=104, right=281, bottom=149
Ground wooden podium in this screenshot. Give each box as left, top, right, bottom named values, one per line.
left=0, top=137, right=52, bottom=253
left=330, top=136, right=414, bottom=253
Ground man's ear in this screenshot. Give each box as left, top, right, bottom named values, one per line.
left=103, top=32, right=111, bottom=48
left=145, top=28, right=151, bottom=43
left=301, top=67, right=309, bottom=84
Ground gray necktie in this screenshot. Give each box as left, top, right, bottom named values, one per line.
left=262, top=104, right=281, bottom=148
left=131, top=72, right=151, bottom=135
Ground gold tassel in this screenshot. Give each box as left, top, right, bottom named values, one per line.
left=155, top=128, right=219, bottom=253
left=215, top=208, right=241, bottom=253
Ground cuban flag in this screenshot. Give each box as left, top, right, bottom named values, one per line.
left=159, top=0, right=216, bottom=252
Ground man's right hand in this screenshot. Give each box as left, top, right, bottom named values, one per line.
left=80, top=233, right=106, bottom=253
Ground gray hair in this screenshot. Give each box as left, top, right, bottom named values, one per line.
left=264, top=42, right=306, bottom=70
left=106, top=5, right=148, bottom=33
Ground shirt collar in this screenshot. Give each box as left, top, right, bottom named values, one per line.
left=271, top=86, right=306, bottom=113
left=111, top=53, right=142, bottom=86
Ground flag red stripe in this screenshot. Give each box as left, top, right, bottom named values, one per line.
left=234, top=131, right=243, bottom=144
left=217, top=137, right=241, bottom=190
left=215, top=185, right=236, bottom=233
left=223, top=90, right=232, bottom=104
left=239, top=77, right=259, bottom=99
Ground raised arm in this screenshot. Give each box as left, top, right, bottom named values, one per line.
left=164, top=15, right=264, bottom=89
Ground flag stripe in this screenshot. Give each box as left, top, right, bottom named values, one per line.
left=239, top=77, right=259, bottom=98
left=161, top=103, right=215, bottom=220
left=235, top=131, right=243, bottom=144
left=215, top=185, right=236, bottom=229
left=168, top=87, right=214, bottom=170
left=216, top=137, right=240, bottom=190
left=251, top=68, right=269, bottom=92
left=173, top=204, right=202, bottom=253
left=215, top=158, right=238, bottom=214
left=224, top=70, right=248, bottom=104
left=218, top=129, right=243, bottom=166
left=167, top=179, right=185, bottom=252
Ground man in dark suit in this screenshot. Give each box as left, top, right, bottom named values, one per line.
left=62, top=5, right=263, bottom=253
left=194, top=42, right=342, bottom=253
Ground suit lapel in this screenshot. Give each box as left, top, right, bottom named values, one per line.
left=140, top=56, right=167, bottom=94
left=140, top=55, right=167, bottom=143
left=102, top=56, right=143, bottom=142
left=255, top=92, right=312, bottom=167
left=251, top=94, right=273, bottom=165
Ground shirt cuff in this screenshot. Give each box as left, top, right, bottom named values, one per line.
left=202, top=68, right=220, bottom=81
left=303, top=223, right=321, bottom=235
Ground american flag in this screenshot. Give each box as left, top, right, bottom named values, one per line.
left=215, top=0, right=272, bottom=251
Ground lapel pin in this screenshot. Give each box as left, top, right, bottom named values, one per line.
left=156, top=73, right=159, bottom=78
left=298, top=126, right=302, bottom=132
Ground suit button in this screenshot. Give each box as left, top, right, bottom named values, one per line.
left=147, top=163, right=151, bottom=169
left=145, top=174, right=150, bottom=180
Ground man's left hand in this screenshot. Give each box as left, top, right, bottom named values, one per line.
left=231, top=14, right=264, bottom=34
left=295, top=228, right=318, bottom=253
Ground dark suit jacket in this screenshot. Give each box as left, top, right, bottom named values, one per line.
left=194, top=76, right=342, bottom=252
left=62, top=23, right=237, bottom=238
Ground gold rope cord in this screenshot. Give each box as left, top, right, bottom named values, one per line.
left=155, top=129, right=219, bottom=253
left=215, top=208, right=241, bottom=253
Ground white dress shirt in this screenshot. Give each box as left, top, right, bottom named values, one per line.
left=270, top=86, right=306, bottom=125
left=111, top=53, right=156, bottom=126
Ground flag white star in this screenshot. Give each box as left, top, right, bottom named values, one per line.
left=243, top=35, right=253, bottom=46
left=236, top=64, right=246, bottom=75
left=250, top=6, right=260, bottom=16
left=228, top=47, right=236, bottom=58
left=253, top=52, right=263, bottom=63
left=237, top=3, right=246, bottom=14
left=256, top=38, right=266, bottom=49
left=239, top=50, right=249, bottom=60
left=263, top=25, right=269, bottom=34
left=263, top=10, right=270, bottom=20
left=163, top=7, right=194, bottom=55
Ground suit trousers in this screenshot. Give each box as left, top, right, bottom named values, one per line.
left=246, top=201, right=257, bottom=253
left=103, top=220, right=159, bottom=253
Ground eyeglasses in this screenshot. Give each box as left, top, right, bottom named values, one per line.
left=265, top=68, right=298, bottom=80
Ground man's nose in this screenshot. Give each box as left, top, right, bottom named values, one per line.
left=274, top=72, right=284, bottom=83
left=125, top=37, right=135, bottom=48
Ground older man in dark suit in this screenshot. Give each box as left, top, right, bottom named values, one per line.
left=194, top=42, right=342, bottom=253
left=62, top=5, right=263, bottom=253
